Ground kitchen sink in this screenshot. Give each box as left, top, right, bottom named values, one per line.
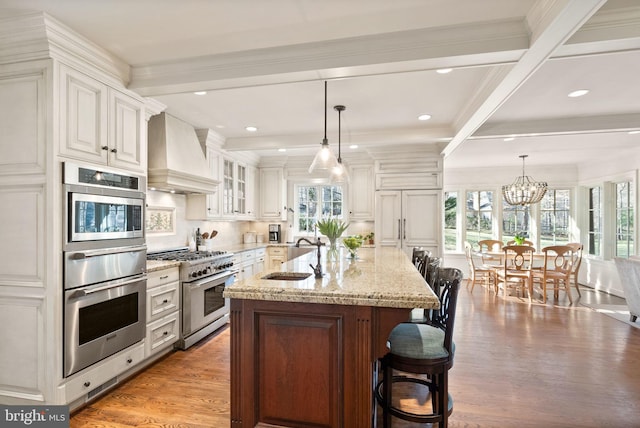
left=262, top=272, right=313, bottom=281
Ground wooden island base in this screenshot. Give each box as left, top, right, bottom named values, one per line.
left=230, top=299, right=411, bottom=427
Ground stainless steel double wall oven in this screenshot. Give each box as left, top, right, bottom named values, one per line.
left=63, top=162, right=147, bottom=377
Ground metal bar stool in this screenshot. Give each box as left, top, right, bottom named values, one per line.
left=375, top=267, right=463, bottom=427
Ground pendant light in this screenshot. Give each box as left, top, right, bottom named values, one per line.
left=502, top=155, right=548, bottom=206
left=308, top=81, right=338, bottom=173
left=330, top=105, right=349, bottom=183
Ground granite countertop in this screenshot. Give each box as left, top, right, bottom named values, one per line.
left=224, top=247, right=439, bottom=309
left=146, top=260, right=181, bottom=273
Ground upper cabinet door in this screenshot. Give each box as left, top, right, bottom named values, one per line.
left=348, top=164, right=374, bottom=221
left=108, top=89, right=145, bottom=172
left=59, top=65, right=108, bottom=164
left=59, top=65, right=146, bottom=172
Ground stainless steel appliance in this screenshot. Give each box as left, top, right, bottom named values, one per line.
left=64, top=245, right=147, bottom=377
left=63, top=161, right=145, bottom=251
left=269, top=224, right=281, bottom=243
left=147, top=248, right=235, bottom=349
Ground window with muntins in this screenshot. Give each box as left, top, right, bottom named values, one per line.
left=444, top=191, right=457, bottom=251
left=502, top=199, right=531, bottom=244
left=615, top=181, right=634, bottom=258
left=588, top=186, right=602, bottom=256
left=540, top=189, right=570, bottom=247
left=296, top=185, right=344, bottom=234
left=465, top=190, right=493, bottom=247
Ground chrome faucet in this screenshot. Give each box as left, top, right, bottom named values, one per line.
left=295, top=237, right=325, bottom=278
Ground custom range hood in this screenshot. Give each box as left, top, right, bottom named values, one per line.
left=147, top=112, right=219, bottom=194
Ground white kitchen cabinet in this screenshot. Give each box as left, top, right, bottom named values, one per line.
left=259, top=167, right=287, bottom=220
left=64, top=342, right=145, bottom=405
left=145, top=267, right=180, bottom=358
left=255, top=247, right=266, bottom=275
left=267, top=246, right=288, bottom=269
left=348, top=164, right=374, bottom=220
left=375, top=190, right=441, bottom=258
left=59, top=64, right=146, bottom=172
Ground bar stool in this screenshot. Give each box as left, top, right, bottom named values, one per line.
left=375, top=267, right=463, bottom=428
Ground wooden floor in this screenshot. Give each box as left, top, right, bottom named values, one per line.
left=71, top=283, right=640, bottom=428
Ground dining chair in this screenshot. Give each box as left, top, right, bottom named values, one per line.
left=464, top=241, right=495, bottom=293
left=495, top=245, right=535, bottom=300
left=412, top=247, right=431, bottom=272
left=566, top=242, right=583, bottom=296
left=531, top=245, right=574, bottom=304
left=477, top=239, right=504, bottom=267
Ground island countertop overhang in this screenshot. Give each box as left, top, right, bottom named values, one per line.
left=224, top=247, right=439, bottom=309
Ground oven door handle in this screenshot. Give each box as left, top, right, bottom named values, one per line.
left=68, top=275, right=147, bottom=298
left=187, top=271, right=234, bottom=289
left=68, top=245, right=147, bottom=260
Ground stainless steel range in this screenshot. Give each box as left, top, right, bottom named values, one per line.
left=147, top=248, right=235, bottom=349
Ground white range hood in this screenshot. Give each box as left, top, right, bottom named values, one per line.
left=147, top=112, right=219, bottom=194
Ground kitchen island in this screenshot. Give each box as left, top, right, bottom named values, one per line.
left=224, top=246, right=439, bottom=428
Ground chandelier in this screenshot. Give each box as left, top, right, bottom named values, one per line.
left=502, top=155, right=547, bottom=206
left=308, top=81, right=338, bottom=173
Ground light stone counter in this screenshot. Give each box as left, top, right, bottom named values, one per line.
left=146, top=260, right=181, bottom=273
left=224, top=246, right=439, bottom=309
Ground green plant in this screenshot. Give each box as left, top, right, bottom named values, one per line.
left=514, top=231, right=526, bottom=245
left=315, top=217, right=349, bottom=240
left=342, top=235, right=363, bottom=251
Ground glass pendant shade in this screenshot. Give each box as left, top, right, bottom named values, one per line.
left=308, top=81, right=338, bottom=174
left=330, top=104, right=349, bottom=183
left=308, top=138, right=338, bottom=173
left=502, top=155, right=547, bottom=206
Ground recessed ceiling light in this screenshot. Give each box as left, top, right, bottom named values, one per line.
left=193, top=91, right=207, bottom=96
left=349, top=144, right=358, bottom=149
left=169, top=189, right=176, bottom=194
left=215, top=125, right=225, bottom=129
left=628, top=130, right=640, bottom=135
left=568, top=89, right=589, bottom=98
left=503, top=137, right=515, bottom=142
left=245, top=126, right=258, bottom=132
left=278, top=148, right=286, bottom=152
left=418, top=114, right=432, bottom=121
left=149, top=187, right=156, bottom=191
left=436, top=68, right=452, bottom=74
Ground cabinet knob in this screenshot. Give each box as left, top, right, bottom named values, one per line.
left=127, top=358, right=133, bottom=364
left=163, top=331, right=168, bottom=336
left=84, top=381, right=91, bottom=388
left=110, top=148, right=118, bottom=153
left=101, top=146, right=108, bottom=151
left=163, top=299, right=168, bottom=303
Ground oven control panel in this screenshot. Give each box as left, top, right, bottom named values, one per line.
left=183, top=257, right=234, bottom=280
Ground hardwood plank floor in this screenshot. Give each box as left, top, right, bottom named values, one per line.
left=71, top=283, right=640, bottom=427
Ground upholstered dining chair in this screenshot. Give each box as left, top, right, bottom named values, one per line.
left=495, top=245, right=535, bottom=300
left=566, top=242, right=583, bottom=296
left=376, top=267, right=463, bottom=428
left=464, top=241, right=495, bottom=292
left=532, top=245, right=574, bottom=304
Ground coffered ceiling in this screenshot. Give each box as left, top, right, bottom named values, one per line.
left=2, top=0, right=639, bottom=169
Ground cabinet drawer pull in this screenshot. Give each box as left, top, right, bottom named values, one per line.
left=159, top=275, right=169, bottom=280
left=162, top=299, right=168, bottom=303
left=84, top=381, right=91, bottom=388
left=101, top=146, right=108, bottom=151
left=163, top=331, right=169, bottom=336
left=110, top=148, right=118, bottom=153
left=127, top=358, right=133, bottom=364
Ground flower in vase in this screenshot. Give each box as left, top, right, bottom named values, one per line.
left=342, top=235, right=364, bottom=258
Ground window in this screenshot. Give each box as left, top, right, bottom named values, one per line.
left=615, top=181, right=634, bottom=258
left=540, top=189, right=570, bottom=247
left=296, top=185, right=343, bottom=234
left=465, top=190, right=493, bottom=247
left=588, top=186, right=602, bottom=256
left=444, top=191, right=457, bottom=251
left=502, top=200, right=530, bottom=244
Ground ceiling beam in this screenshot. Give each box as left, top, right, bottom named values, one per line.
left=441, top=0, right=608, bottom=159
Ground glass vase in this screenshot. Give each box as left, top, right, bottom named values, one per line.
left=347, top=247, right=358, bottom=259
left=327, top=238, right=339, bottom=261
